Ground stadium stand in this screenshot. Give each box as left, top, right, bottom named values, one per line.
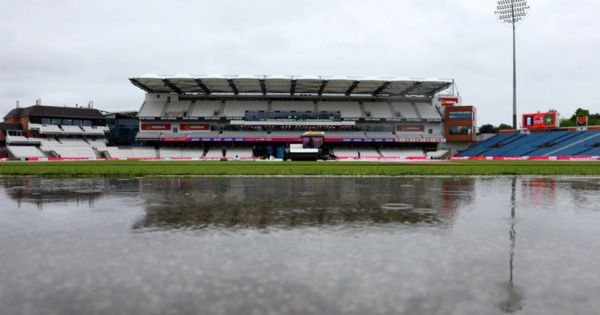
left=271, top=101, right=315, bottom=112
left=227, top=147, right=254, bottom=159
left=318, top=102, right=363, bottom=119
left=0, top=104, right=122, bottom=160
left=222, top=101, right=268, bottom=118
left=189, top=101, right=222, bottom=118
left=138, top=95, right=167, bottom=117
left=415, top=103, right=442, bottom=120
left=7, top=145, right=46, bottom=159
left=458, top=130, right=600, bottom=157
left=389, top=102, right=419, bottom=120
left=120, top=75, right=464, bottom=160
left=426, top=150, right=449, bottom=159
left=380, top=148, right=425, bottom=157
left=363, top=102, right=394, bottom=119
left=164, top=100, right=192, bottom=117
left=204, top=148, right=224, bottom=159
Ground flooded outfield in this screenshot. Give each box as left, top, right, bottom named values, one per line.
left=1, top=177, right=599, bottom=315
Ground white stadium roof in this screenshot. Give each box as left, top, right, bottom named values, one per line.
left=129, top=75, right=453, bottom=98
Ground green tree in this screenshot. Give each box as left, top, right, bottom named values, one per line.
left=478, top=124, right=498, bottom=134
left=498, top=124, right=513, bottom=130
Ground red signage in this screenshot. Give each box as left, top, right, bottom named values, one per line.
left=522, top=112, right=557, bottom=129
left=397, top=125, right=425, bottom=132
left=440, top=97, right=460, bottom=107
left=576, top=116, right=588, bottom=127
left=141, top=123, right=171, bottom=131
left=180, top=124, right=210, bottom=131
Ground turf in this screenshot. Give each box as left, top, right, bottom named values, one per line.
left=0, top=160, right=600, bottom=176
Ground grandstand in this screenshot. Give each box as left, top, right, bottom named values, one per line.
left=130, top=75, right=465, bottom=159
left=0, top=104, right=117, bottom=160
left=457, top=129, right=600, bottom=158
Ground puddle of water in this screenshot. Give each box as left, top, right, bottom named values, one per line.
left=0, top=176, right=599, bottom=315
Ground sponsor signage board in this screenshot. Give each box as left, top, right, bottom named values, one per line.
left=397, top=125, right=425, bottom=132
left=440, top=97, right=460, bottom=107
left=141, top=123, right=171, bottom=131
left=180, top=124, right=210, bottom=131
left=522, top=112, right=557, bottom=129
left=576, top=116, right=589, bottom=127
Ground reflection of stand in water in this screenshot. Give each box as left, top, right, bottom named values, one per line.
left=498, top=177, right=524, bottom=313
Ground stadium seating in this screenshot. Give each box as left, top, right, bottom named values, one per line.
left=164, top=100, right=192, bottom=117
left=180, top=148, right=205, bottom=158
left=102, top=147, right=157, bottom=159
left=159, top=147, right=184, bottom=158
left=317, top=102, right=362, bottom=119
left=158, top=147, right=204, bottom=159
left=204, top=148, right=225, bottom=159
left=104, top=147, right=133, bottom=159
left=6, top=134, right=41, bottom=144
left=458, top=130, right=600, bottom=157
left=222, top=101, right=268, bottom=118
left=189, top=101, right=222, bottom=118
left=227, top=148, right=254, bottom=159
left=363, top=102, right=393, bottom=119
left=380, top=148, right=425, bottom=157
left=357, top=148, right=380, bottom=157
left=138, top=97, right=167, bottom=117
left=89, top=139, right=108, bottom=149
left=43, top=138, right=96, bottom=158
left=548, top=131, right=600, bottom=156
left=426, top=150, right=449, bottom=159
left=39, top=124, right=64, bottom=134
left=82, top=126, right=107, bottom=136
left=132, top=147, right=158, bottom=158
left=7, top=145, right=46, bottom=159
left=61, top=125, right=85, bottom=134
left=414, top=103, right=442, bottom=120
left=271, top=101, right=315, bottom=112
left=333, top=148, right=359, bottom=157
left=389, top=102, right=419, bottom=120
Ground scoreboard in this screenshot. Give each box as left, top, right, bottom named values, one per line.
left=522, top=112, right=557, bottom=129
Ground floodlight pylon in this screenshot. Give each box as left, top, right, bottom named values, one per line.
left=495, top=0, right=530, bottom=129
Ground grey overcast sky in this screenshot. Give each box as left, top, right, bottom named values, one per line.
left=1, top=0, right=599, bottom=125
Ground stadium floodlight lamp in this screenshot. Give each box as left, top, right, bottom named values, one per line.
left=495, top=0, right=530, bottom=129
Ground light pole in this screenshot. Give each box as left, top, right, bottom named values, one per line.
left=495, top=0, right=530, bottom=129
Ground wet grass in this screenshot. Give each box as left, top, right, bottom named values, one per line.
left=0, top=160, right=600, bottom=176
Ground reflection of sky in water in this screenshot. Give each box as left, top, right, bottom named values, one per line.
left=0, top=176, right=599, bottom=315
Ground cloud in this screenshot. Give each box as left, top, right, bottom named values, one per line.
left=0, top=0, right=598, bottom=124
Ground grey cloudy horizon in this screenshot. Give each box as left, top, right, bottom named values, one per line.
left=1, top=0, right=599, bottom=126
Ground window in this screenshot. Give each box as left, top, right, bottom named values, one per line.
left=51, top=118, right=62, bottom=125
left=82, top=120, right=92, bottom=126
left=63, top=119, right=72, bottom=125
left=41, top=118, right=51, bottom=125
left=448, top=111, right=473, bottom=120
left=73, top=120, right=82, bottom=126
left=449, top=126, right=473, bottom=135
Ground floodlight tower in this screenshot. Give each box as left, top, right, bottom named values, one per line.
left=495, top=0, right=530, bottom=129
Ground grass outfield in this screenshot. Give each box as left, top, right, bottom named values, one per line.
left=0, top=160, right=600, bottom=176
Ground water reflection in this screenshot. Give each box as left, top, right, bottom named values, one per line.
left=0, top=177, right=475, bottom=229
left=498, top=177, right=524, bottom=313
left=131, top=177, right=475, bottom=230
left=0, top=177, right=139, bottom=209
left=1, top=176, right=600, bottom=315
